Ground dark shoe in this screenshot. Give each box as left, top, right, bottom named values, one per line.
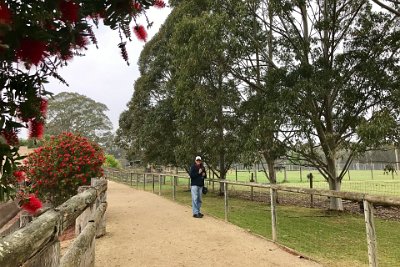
left=198, top=213, right=204, bottom=217
left=193, top=214, right=202, bottom=218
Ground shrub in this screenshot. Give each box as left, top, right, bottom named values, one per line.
left=104, top=154, right=122, bottom=169
left=23, top=132, right=105, bottom=205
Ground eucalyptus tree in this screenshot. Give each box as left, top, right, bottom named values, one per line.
left=263, top=0, right=400, bottom=209
left=117, top=23, right=177, bottom=166
left=46, top=92, right=113, bottom=148
left=169, top=0, right=244, bottom=185
left=220, top=0, right=289, bottom=184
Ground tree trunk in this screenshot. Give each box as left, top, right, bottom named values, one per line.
left=327, top=158, right=343, bottom=210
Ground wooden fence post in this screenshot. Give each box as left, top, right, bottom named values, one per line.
left=251, top=186, right=254, bottom=201
left=136, top=173, right=139, bottom=188
left=172, top=175, right=176, bottom=201
left=270, top=187, right=277, bottom=242
left=130, top=172, right=133, bottom=186
left=363, top=200, right=378, bottom=267
left=152, top=174, right=155, bottom=193
left=224, top=182, right=228, bottom=222
left=159, top=175, right=162, bottom=196
left=143, top=174, right=146, bottom=191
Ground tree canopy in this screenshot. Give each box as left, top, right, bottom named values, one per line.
left=46, top=92, right=113, bottom=147
left=118, top=0, right=400, bottom=210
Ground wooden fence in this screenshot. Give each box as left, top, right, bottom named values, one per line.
left=0, top=178, right=107, bottom=267
left=105, top=168, right=400, bottom=267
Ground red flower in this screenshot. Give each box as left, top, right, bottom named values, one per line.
left=133, top=2, right=141, bottom=11
left=133, top=25, right=147, bottom=42
left=60, top=0, right=80, bottom=23
left=0, top=3, right=11, bottom=24
left=75, top=34, right=89, bottom=48
left=154, top=0, right=165, bottom=8
left=13, top=171, right=26, bottom=183
left=16, top=38, right=47, bottom=65
left=28, top=119, right=44, bottom=139
left=21, top=195, right=42, bottom=215
left=1, top=129, right=19, bottom=146
left=40, top=98, right=48, bottom=117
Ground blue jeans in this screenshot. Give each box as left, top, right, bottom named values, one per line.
left=191, top=185, right=203, bottom=215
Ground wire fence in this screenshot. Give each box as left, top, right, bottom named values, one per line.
left=105, top=168, right=400, bottom=267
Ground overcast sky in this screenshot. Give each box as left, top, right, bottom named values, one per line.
left=46, top=6, right=172, bottom=131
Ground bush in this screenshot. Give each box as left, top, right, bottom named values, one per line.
left=23, top=132, right=105, bottom=205
left=104, top=154, right=122, bottom=169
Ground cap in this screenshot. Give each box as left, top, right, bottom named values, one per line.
left=195, top=156, right=202, bottom=161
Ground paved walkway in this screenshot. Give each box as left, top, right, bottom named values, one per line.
left=95, top=181, right=322, bottom=267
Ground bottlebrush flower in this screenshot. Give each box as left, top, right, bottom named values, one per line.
left=1, top=129, right=19, bottom=146
left=40, top=98, right=48, bottom=117
left=154, top=0, right=166, bottom=8
left=28, top=119, right=44, bottom=139
left=133, top=2, right=141, bottom=11
left=16, top=38, right=47, bottom=65
left=14, top=170, right=27, bottom=183
left=21, top=195, right=43, bottom=215
left=133, top=25, right=147, bottom=42
left=0, top=3, right=11, bottom=24
left=60, top=0, right=80, bottom=23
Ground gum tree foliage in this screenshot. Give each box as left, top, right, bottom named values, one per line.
left=0, top=0, right=165, bottom=200
left=46, top=92, right=113, bottom=148
left=262, top=0, right=400, bottom=210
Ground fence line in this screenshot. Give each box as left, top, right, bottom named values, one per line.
left=105, top=168, right=400, bottom=267
left=0, top=178, right=107, bottom=267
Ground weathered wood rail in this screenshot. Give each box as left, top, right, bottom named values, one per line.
left=0, top=178, right=107, bottom=267
left=106, top=168, right=400, bottom=267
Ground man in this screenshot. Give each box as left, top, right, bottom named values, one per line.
left=189, top=156, right=206, bottom=218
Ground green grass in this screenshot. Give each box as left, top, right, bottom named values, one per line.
left=108, top=174, right=400, bottom=266
left=225, top=169, right=400, bottom=196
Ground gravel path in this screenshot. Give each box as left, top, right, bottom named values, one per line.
left=95, top=181, right=322, bottom=267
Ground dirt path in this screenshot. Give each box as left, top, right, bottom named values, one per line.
left=95, top=181, right=322, bottom=267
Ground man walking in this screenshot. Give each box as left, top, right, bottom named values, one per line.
left=189, top=156, right=206, bottom=218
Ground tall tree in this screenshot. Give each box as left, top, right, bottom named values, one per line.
left=266, top=0, right=400, bottom=209
left=169, top=0, right=244, bottom=188
left=46, top=92, right=113, bottom=147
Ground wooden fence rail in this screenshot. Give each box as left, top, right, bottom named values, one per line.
left=106, top=168, right=400, bottom=267
left=0, top=178, right=107, bottom=267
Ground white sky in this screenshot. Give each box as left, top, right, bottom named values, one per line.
left=46, top=6, right=172, bottom=132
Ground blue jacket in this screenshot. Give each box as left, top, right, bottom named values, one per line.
left=189, top=163, right=207, bottom=186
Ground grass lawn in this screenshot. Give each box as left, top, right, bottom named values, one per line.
left=225, top=169, right=400, bottom=196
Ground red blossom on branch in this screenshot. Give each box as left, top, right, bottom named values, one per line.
left=1, top=129, right=19, bottom=146
left=60, top=0, right=80, bottom=23
left=13, top=170, right=27, bottom=183
left=40, top=98, right=48, bottom=117
left=154, top=0, right=166, bottom=8
left=0, top=3, right=11, bottom=24
left=16, top=38, right=47, bottom=65
left=28, top=119, right=44, bottom=139
left=21, top=195, right=42, bottom=215
left=133, top=25, right=147, bottom=42
left=133, top=2, right=141, bottom=12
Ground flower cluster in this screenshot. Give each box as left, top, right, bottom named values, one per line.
left=23, top=132, right=105, bottom=205
left=0, top=0, right=165, bottom=202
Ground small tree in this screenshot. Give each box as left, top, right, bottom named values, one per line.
left=23, top=132, right=105, bottom=206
